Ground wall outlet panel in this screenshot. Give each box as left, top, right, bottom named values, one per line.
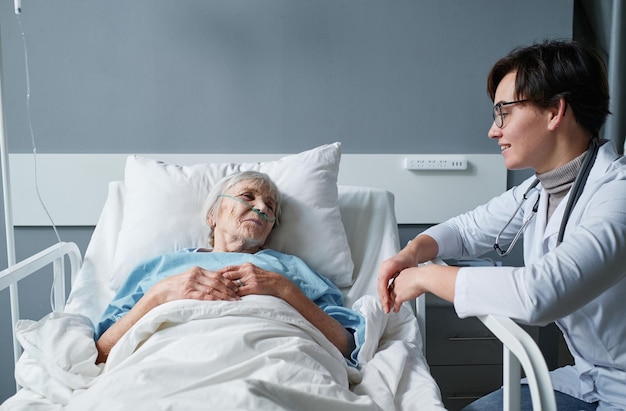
left=404, top=156, right=468, bottom=170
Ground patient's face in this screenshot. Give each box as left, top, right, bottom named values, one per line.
left=212, top=179, right=277, bottom=253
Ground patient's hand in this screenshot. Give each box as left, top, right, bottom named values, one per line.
left=219, top=263, right=292, bottom=299
left=149, top=266, right=241, bottom=304
left=220, top=263, right=354, bottom=359
left=96, top=266, right=240, bottom=364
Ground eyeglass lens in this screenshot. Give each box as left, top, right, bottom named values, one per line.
left=492, top=100, right=528, bottom=128
left=493, top=104, right=504, bottom=128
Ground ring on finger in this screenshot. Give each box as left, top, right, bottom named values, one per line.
left=235, top=279, right=244, bottom=287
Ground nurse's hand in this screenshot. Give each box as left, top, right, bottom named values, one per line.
left=386, top=267, right=428, bottom=313
left=387, top=264, right=460, bottom=313
left=378, top=253, right=414, bottom=313
left=378, top=234, right=440, bottom=313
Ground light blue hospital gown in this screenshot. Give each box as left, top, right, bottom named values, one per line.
left=96, top=248, right=366, bottom=366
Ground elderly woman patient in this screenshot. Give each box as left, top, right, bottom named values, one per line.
left=95, top=170, right=364, bottom=365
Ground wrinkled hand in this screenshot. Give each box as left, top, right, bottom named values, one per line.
left=219, top=263, right=293, bottom=299
left=96, top=265, right=241, bottom=364
left=148, top=266, right=241, bottom=304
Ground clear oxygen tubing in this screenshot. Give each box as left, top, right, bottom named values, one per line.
left=217, top=194, right=277, bottom=223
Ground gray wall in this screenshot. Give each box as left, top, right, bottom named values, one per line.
left=0, top=0, right=572, bottom=402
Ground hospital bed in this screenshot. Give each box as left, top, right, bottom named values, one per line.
left=0, top=143, right=555, bottom=410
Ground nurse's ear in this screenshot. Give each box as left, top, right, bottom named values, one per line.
left=547, top=97, right=568, bottom=131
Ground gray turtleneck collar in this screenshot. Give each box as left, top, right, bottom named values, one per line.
left=536, top=150, right=586, bottom=221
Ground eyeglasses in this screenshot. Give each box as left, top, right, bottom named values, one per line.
left=492, top=99, right=528, bottom=128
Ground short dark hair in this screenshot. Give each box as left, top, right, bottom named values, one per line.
left=487, top=39, right=610, bottom=137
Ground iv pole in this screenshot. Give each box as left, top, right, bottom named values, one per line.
left=1, top=0, right=24, bottom=375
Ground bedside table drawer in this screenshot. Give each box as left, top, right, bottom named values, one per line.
left=427, top=306, right=502, bottom=365
left=430, top=364, right=502, bottom=411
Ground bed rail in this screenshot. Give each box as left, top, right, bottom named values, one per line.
left=0, top=241, right=82, bottom=377
left=423, top=258, right=556, bottom=410
left=477, top=314, right=557, bottom=411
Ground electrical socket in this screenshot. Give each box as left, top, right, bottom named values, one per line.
left=404, top=156, right=467, bottom=170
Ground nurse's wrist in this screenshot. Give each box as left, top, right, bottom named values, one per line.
left=408, top=234, right=439, bottom=265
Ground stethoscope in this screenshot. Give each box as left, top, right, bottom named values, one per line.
left=493, top=138, right=601, bottom=257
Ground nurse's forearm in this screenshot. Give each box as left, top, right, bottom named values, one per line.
left=421, top=264, right=458, bottom=303
left=404, top=234, right=439, bottom=265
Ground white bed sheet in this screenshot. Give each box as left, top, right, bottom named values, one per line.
left=1, top=184, right=444, bottom=410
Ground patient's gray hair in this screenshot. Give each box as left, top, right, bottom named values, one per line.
left=202, top=171, right=282, bottom=247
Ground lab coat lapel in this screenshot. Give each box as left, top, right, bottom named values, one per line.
left=524, top=190, right=548, bottom=262
left=542, top=191, right=569, bottom=253
left=523, top=189, right=567, bottom=259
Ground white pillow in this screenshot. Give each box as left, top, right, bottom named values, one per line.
left=110, top=142, right=354, bottom=290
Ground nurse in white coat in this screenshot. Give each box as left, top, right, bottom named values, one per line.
left=378, top=39, right=626, bottom=410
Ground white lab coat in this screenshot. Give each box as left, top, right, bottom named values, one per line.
left=424, top=140, right=626, bottom=409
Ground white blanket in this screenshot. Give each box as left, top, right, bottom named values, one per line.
left=2, top=295, right=444, bottom=411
